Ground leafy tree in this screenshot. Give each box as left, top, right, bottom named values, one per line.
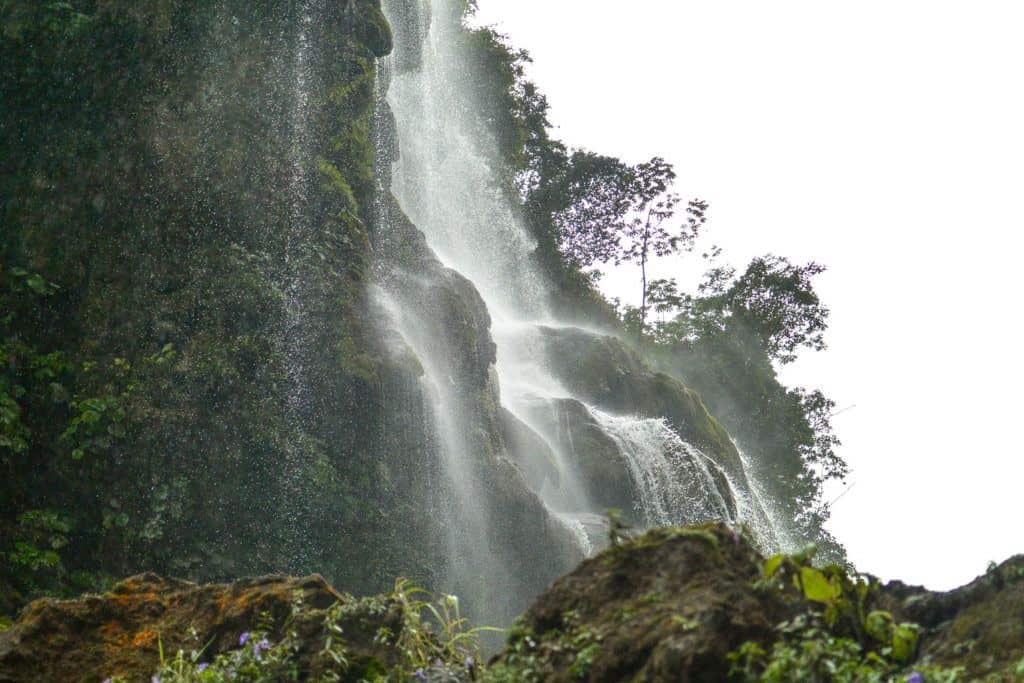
left=614, top=160, right=707, bottom=338
left=700, top=256, right=830, bottom=365
left=536, top=154, right=708, bottom=336
left=549, top=152, right=633, bottom=269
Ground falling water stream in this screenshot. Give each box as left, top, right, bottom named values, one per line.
left=373, top=0, right=787, bottom=624
left=278, top=0, right=324, bottom=572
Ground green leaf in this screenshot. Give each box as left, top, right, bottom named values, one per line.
left=764, top=554, right=786, bottom=579
left=864, top=611, right=893, bottom=643
left=793, top=543, right=818, bottom=565
left=798, top=566, right=841, bottom=604
left=891, top=623, right=920, bottom=663
left=71, top=448, right=84, bottom=460
left=25, top=274, right=51, bottom=295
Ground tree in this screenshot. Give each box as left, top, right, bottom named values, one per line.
left=709, top=255, right=829, bottom=364
left=549, top=152, right=633, bottom=269
left=615, top=158, right=708, bottom=338
left=543, top=155, right=710, bottom=336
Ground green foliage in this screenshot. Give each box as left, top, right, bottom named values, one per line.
left=729, top=627, right=891, bottom=682
left=730, top=627, right=969, bottom=683
left=568, top=642, right=602, bottom=679
left=3, top=511, right=69, bottom=582
left=482, top=621, right=543, bottom=683
left=130, top=582, right=488, bottom=683
left=385, top=577, right=498, bottom=673
left=481, top=608, right=609, bottom=683
left=729, top=549, right=953, bottom=682
left=605, top=508, right=634, bottom=547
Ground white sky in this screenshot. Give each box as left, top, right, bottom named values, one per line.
left=474, top=0, right=1024, bottom=590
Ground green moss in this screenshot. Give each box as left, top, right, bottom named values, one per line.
left=317, top=158, right=359, bottom=211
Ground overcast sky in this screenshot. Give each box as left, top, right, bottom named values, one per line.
left=474, top=0, right=1024, bottom=590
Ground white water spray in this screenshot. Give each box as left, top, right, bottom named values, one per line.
left=592, top=410, right=736, bottom=527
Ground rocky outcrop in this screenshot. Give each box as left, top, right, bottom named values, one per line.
left=879, top=556, right=1024, bottom=679
left=516, top=396, right=635, bottom=515
left=500, top=407, right=562, bottom=493
left=2, top=532, right=1022, bottom=682
left=535, top=327, right=744, bottom=483
left=489, top=524, right=788, bottom=682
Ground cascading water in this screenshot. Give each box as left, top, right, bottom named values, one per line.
left=374, top=0, right=790, bottom=625
left=735, top=444, right=802, bottom=553
left=591, top=410, right=736, bottom=528
left=278, top=0, right=323, bottom=573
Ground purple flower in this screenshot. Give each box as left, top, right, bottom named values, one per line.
left=239, top=632, right=250, bottom=646
left=253, top=637, right=271, bottom=659
left=907, top=674, right=925, bottom=683
left=413, top=669, right=427, bottom=681
left=198, top=663, right=209, bottom=673
left=152, top=676, right=161, bottom=683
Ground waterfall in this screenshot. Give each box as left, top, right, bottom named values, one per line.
left=374, top=0, right=789, bottom=624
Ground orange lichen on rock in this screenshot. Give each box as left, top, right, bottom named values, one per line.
left=132, top=629, right=158, bottom=648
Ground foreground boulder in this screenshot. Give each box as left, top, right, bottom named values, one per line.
left=489, top=524, right=789, bottom=682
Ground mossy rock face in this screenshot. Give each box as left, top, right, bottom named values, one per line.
left=536, top=326, right=744, bottom=482
left=0, top=0, right=440, bottom=605
left=879, top=555, right=1024, bottom=680
left=352, top=0, right=394, bottom=58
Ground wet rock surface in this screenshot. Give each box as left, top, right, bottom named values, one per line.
left=879, top=555, right=1024, bottom=679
